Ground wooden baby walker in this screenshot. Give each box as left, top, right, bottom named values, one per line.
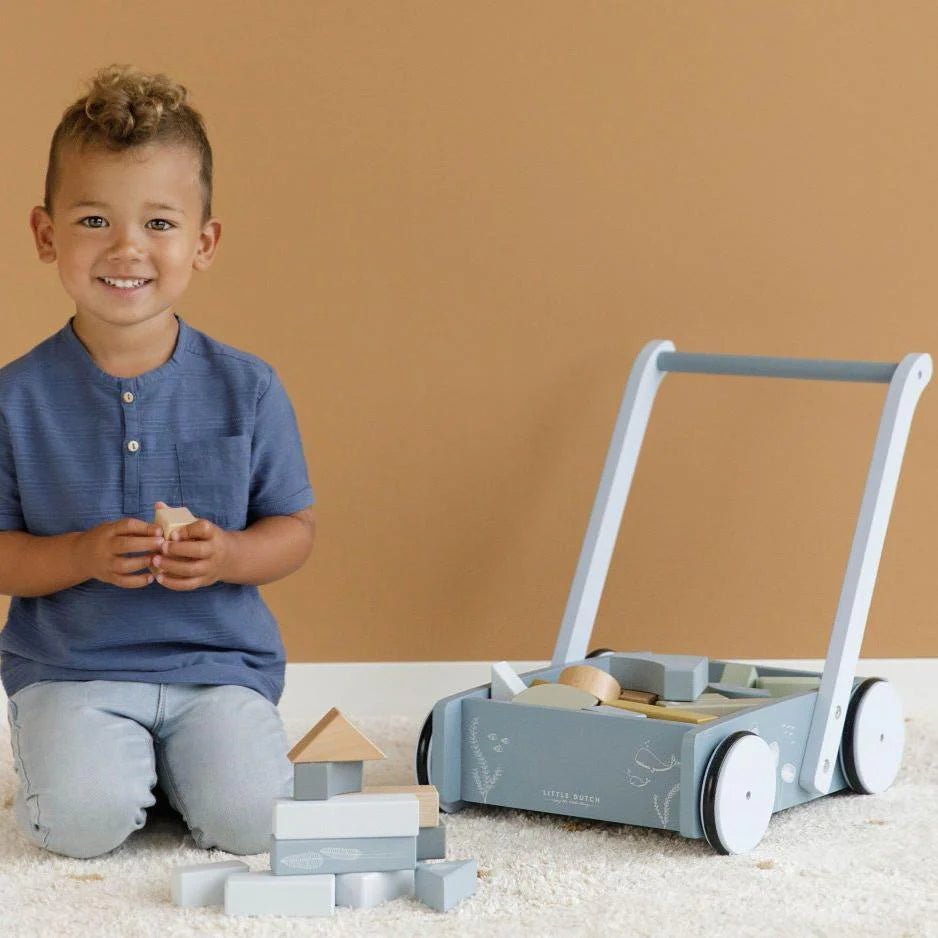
left=415, top=340, right=931, bottom=854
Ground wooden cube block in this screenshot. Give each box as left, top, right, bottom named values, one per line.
left=720, top=662, right=759, bottom=687
left=294, top=761, right=363, bottom=800
left=155, top=505, right=197, bottom=538
left=171, top=860, right=248, bottom=907
left=417, top=820, right=447, bottom=860
left=335, top=870, right=415, bottom=909
left=618, top=688, right=659, bottom=705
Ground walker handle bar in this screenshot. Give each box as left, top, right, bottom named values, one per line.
left=657, top=351, right=895, bottom=383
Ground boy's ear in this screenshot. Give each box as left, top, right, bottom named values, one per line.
left=192, top=218, right=222, bottom=272
left=29, top=206, right=57, bottom=263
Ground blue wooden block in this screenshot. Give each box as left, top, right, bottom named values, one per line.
left=417, top=820, right=447, bottom=860
left=607, top=653, right=708, bottom=701
left=415, top=859, right=477, bottom=912
left=271, top=834, right=416, bottom=874
left=171, top=860, right=249, bottom=907
left=293, top=761, right=363, bottom=800
left=335, top=870, right=415, bottom=908
left=708, top=682, right=770, bottom=699
left=224, top=871, right=334, bottom=917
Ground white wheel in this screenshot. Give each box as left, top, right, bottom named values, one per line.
left=700, top=731, right=777, bottom=855
left=840, top=678, right=904, bottom=794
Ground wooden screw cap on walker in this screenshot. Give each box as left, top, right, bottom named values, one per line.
left=558, top=664, right=621, bottom=704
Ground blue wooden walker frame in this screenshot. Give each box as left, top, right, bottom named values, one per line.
left=415, top=341, right=931, bottom=854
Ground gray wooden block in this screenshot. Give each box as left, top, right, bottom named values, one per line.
left=707, top=681, right=770, bottom=699
left=755, top=675, right=821, bottom=697
left=171, top=860, right=249, bottom=907
left=273, top=792, right=419, bottom=839
left=335, top=869, right=415, bottom=908
left=293, top=761, right=363, bottom=800
left=417, top=820, right=447, bottom=860
left=415, top=859, right=477, bottom=912
left=224, top=871, right=334, bottom=917
left=607, top=653, right=708, bottom=701
left=271, top=834, right=416, bottom=874
left=719, top=662, right=759, bottom=687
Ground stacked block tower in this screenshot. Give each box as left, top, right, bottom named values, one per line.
left=172, top=707, right=476, bottom=917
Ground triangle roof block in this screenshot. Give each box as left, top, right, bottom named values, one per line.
left=288, top=707, right=386, bottom=763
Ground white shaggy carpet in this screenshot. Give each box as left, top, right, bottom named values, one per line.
left=1, top=699, right=937, bottom=938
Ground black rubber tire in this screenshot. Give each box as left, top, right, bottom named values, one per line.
left=586, top=647, right=616, bottom=658
left=415, top=711, right=433, bottom=785
left=700, top=730, right=757, bottom=855
left=840, top=677, right=886, bottom=794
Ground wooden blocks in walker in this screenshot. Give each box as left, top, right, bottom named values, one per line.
left=154, top=504, right=197, bottom=538
left=490, top=661, right=527, bottom=701
left=558, top=664, right=621, bottom=703
left=415, top=859, right=478, bottom=912
left=606, top=698, right=716, bottom=724
left=512, top=682, right=599, bottom=710
left=606, top=653, right=709, bottom=701
left=171, top=860, right=249, bottom=907
left=719, top=662, right=759, bottom=687
left=755, top=675, right=822, bottom=697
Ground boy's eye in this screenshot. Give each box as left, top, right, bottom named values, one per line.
left=78, top=216, right=175, bottom=230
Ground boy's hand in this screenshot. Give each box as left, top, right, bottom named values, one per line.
left=147, top=501, right=232, bottom=591
left=76, top=517, right=165, bottom=588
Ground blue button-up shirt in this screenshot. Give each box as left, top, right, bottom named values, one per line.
left=0, top=314, right=314, bottom=703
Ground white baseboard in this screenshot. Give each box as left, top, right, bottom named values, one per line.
left=280, top=658, right=938, bottom=720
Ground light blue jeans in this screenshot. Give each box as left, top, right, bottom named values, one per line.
left=5, top=680, right=294, bottom=859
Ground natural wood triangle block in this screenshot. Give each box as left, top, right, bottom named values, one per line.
left=288, top=707, right=386, bottom=763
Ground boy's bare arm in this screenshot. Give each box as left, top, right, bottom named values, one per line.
left=220, top=507, right=316, bottom=586
left=0, top=530, right=87, bottom=597
left=0, top=516, right=162, bottom=597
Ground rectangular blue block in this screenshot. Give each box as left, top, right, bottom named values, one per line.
left=271, top=834, right=417, bottom=875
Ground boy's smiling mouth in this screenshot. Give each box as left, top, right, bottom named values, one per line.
left=97, top=276, right=153, bottom=293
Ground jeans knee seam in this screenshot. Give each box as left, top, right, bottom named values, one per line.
left=7, top=701, right=49, bottom=848
left=156, top=744, right=198, bottom=843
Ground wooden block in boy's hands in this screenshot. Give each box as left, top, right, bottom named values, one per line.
left=155, top=505, right=197, bottom=538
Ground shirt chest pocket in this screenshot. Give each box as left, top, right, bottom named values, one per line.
left=175, top=434, right=251, bottom=530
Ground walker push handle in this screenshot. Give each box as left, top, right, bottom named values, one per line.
left=549, top=342, right=931, bottom=796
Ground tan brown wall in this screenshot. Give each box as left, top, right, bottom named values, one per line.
left=2, top=2, right=936, bottom=661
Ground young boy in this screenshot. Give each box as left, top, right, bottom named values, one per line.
left=0, top=64, right=316, bottom=859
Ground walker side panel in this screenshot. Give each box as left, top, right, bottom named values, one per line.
left=460, top=698, right=687, bottom=832
left=679, top=686, right=853, bottom=839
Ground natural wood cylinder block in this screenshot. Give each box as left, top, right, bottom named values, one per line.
left=558, top=665, right=621, bottom=704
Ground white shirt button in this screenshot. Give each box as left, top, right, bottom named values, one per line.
left=122, top=391, right=135, bottom=404
left=127, top=440, right=140, bottom=453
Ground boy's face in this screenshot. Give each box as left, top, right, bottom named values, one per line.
left=29, top=141, right=221, bottom=331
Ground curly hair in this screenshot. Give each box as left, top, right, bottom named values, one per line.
left=44, top=64, right=213, bottom=225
